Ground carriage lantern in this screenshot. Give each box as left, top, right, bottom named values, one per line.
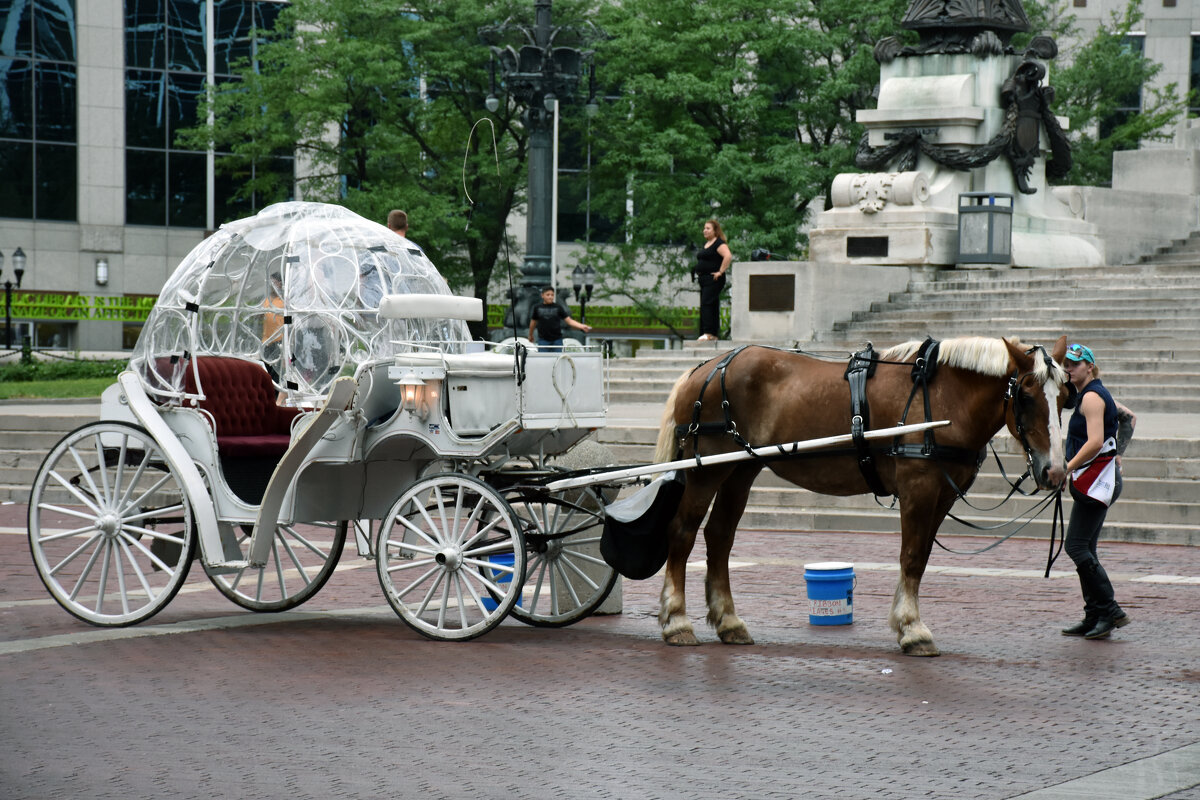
left=396, top=372, right=428, bottom=416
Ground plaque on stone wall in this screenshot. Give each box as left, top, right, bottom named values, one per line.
left=748, top=275, right=795, bottom=312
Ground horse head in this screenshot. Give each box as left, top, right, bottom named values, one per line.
left=1002, top=335, right=1069, bottom=489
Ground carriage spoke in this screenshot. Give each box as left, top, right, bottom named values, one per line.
left=36, top=521, right=104, bottom=543
left=524, top=554, right=550, bottom=615
left=271, top=538, right=289, bottom=598
left=119, top=472, right=177, bottom=517
left=114, top=448, right=153, bottom=511
left=47, top=469, right=104, bottom=516
left=63, top=535, right=106, bottom=599
left=93, top=437, right=113, bottom=506
left=68, top=442, right=106, bottom=510
left=391, top=511, right=441, bottom=551
left=117, top=529, right=175, bottom=574
left=94, top=540, right=113, bottom=613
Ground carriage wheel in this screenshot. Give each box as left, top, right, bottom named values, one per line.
left=203, top=520, right=347, bottom=612
left=505, top=487, right=617, bottom=627
left=376, top=474, right=525, bottom=641
left=28, top=421, right=196, bottom=627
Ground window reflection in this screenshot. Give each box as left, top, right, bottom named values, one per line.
left=124, top=0, right=286, bottom=228
left=0, top=141, right=34, bottom=217
left=2, top=1, right=34, bottom=57
left=36, top=143, right=76, bottom=220
left=34, top=61, right=75, bottom=142
left=126, top=69, right=167, bottom=148
left=127, top=149, right=167, bottom=225
left=33, top=0, right=76, bottom=62
left=0, top=0, right=75, bottom=221
left=167, top=0, right=205, bottom=72
left=125, top=0, right=166, bottom=69
left=0, top=58, right=34, bottom=138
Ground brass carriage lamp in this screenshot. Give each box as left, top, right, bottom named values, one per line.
left=396, top=372, right=427, bottom=417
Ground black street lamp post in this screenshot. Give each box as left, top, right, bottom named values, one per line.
left=483, top=0, right=596, bottom=338
left=571, top=264, right=596, bottom=325
left=2, top=247, right=26, bottom=350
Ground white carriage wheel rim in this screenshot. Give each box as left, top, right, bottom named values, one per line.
left=376, top=474, right=525, bottom=641
left=205, top=520, right=347, bottom=612
left=28, top=422, right=195, bottom=626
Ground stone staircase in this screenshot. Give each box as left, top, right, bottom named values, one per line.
left=0, top=402, right=96, bottom=504
left=598, top=237, right=1200, bottom=546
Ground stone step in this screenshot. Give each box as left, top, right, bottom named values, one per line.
left=619, top=347, right=1200, bottom=366
left=908, top=274, right=1200, bottom=292
left=740, top=486, right=1200, bottom=527
left=735, top=505, right=1200, bottom=547
left=607, top=387, right=1200, bottom=413
left=1140, top=252, right=1200, bottom=266
left=856, top=306, right=1200, bottom=322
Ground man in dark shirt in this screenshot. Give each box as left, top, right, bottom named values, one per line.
left=528, top=286, right=591, bottom=351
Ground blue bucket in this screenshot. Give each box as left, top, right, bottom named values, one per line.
left=804, top=561, right=855, bottom=625
left=481, top=553, right=521, bottom=612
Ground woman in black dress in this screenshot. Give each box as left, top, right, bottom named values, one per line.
left=694, top=219, right=732, bottom=342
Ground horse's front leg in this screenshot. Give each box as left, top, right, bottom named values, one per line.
left=889, top=490, right=955, bottom=657
left=659, top=474, right=721, bottom=646
left=704, top=465, right=759, bottom=644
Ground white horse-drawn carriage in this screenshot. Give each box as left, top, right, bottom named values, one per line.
left=28, top=201, right=954, bottom=648
left=28, top=202, right=618, bottom=640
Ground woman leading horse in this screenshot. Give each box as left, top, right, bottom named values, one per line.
left=652, top=335, right=1070, bottom=656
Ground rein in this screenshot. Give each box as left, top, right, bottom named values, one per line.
left=935, top=489, right=1066, bottom=577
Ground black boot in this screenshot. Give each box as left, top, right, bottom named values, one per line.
left=1084, top=612, right=1131, bottom=640
left=1062, top=565, right=1100, bottom=636
left=1061, top=617, right=1097, bottom=636
left=1075, top=558, right=1128, bottom=640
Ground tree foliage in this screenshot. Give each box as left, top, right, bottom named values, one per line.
left=1022, top=0, right=1190, bottom=186
left=178, top=0, right=567, bottom=315
left=576, top=0, right=907, bottom=314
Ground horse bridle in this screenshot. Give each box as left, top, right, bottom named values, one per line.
left=1001, top=344, right=1065, bottom=475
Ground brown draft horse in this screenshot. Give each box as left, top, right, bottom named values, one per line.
left=653, top=335, right=1069, bottom=656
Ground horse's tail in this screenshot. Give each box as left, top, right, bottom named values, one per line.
left=654, top=369, right=692, bottom=465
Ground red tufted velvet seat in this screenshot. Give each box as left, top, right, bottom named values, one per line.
left=183, top=357, right=300, bottom=458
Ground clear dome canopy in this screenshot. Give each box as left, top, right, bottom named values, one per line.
left=130, top=201, right=470, bottom=404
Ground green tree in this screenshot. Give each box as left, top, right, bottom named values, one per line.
left=577, top=0, right=907, bottom=321
left=178, top=0, right=595, bottom=330
left=1022, top=0, right=1190, bottom=186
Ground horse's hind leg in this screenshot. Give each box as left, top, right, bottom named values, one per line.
left=704, top=464, right=760, bottom=645
left=659, top=470, right=724, bottom=646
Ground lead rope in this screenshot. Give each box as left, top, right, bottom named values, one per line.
left=1045, top=489, right=1065, bottom=577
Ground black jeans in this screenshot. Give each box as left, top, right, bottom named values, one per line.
left=698, top=273, right=725, bottom=336
left=1065, top=471, right=1123, bottom=618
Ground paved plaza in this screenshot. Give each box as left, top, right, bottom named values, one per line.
left=1, top=497, right=1198, bottom=800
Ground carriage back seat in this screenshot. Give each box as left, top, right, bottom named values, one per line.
left=182, top=356, right=300, bottom=458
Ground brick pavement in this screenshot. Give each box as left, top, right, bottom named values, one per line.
left=1, top=499, right=1198, bottom=800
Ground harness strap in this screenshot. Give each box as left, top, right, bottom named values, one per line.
left=677, top=345, right=753, bottom=463
left=844, top=344, right=889, bottom=497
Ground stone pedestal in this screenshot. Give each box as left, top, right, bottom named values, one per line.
left=809, top=53, right=1102, bottom=269
left=731, top=260, right=911, bottom=344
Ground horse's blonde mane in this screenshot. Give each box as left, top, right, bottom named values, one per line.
left=881, top=336, right=1065, bottom=384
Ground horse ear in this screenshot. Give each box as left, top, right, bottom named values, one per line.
left=1002, top=337, right=1033, bottom=372
left=1051, top=335, right=1067, bottom=364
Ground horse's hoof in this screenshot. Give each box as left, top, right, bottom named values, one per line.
left=665, top=631, right=701, bottom=646
left=902, top=640, right=941, bottom=657
left=718, top=628, right=755, bottom=645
